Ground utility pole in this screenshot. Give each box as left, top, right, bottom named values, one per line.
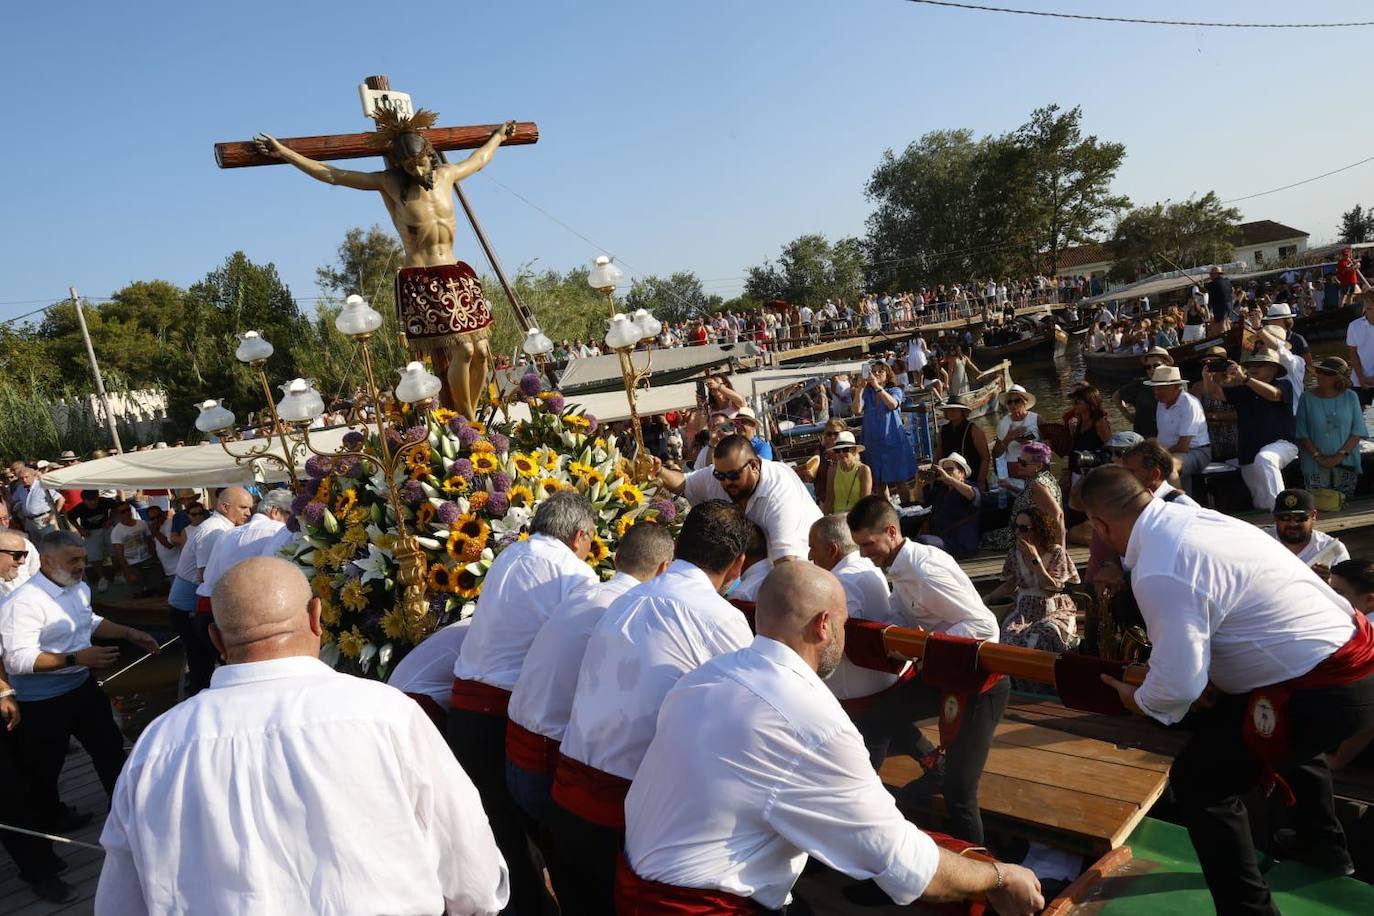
left=69, top=287, right=123, bottom=453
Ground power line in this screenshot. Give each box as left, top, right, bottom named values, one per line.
left=1222, top=154, right=1374, bottom=204
left=902, top=1, right=1374, bottom=28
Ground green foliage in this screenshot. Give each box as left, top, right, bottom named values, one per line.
left=1108, top=193, right=1241, bottom=281
left=0, top=376, right=107, bottom=463
left=744, top=233, right=867, bottom=305
left=1340, top=205, right=1372, bottom=244
left=498, top=263, right=610, bottom=353
left=624, top=272, right=709, bottom=325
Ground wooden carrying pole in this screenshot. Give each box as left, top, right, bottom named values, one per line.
left=214, top=122, right=540, bottom=169
left=69, top=288, right=123, bottom=453
left=880, top=625, right=1148, bottom=689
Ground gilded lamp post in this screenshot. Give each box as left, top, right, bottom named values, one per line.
left=587, top=256, right=662, bottom=481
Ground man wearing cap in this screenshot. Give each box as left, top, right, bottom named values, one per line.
left=1265, top=489, right=1350, bottom=580
left=1146, top=365, right=1211, bottom=498
left=1200, top=349, right=1297, bottom=511
left=731, top=406, right=774, bottom=460
left=1114, top=348, right=1173, bottom=439
left=1345, top=291, right=1374, bottom=407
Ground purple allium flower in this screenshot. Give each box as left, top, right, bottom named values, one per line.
left=342, top=430, right=365, bottom=449
left=286, top=516, right=300, bottom=533
left=429, top=593, right=449, bottom=616
left=584, top=414, right=599, bottom=433
left=457, top=425, right=480, bottom=447
left=333, top=455, right=360, bottom=478
left=302, top=501, right=326, bottom=526
left=497, top=532, right=521, bottom=551
left=648, top=498, right=676, bottom=523
left=436, top=501, right=462, bottom=525
left=545, top=394, right=565, bottom=413
left=401, top=480, right=425, bottom=505
left=452, top=458, right=474, bottom=481
left=447, top=416, right=468, bottom=435
left=518, top=373, right=543, bottom=398
left=304, top=455, right=332, bottom=479
left=488, top=432, right=509, bottom=454
left=344, top=561, right=364, bottom=579
left=385, top=428, right=404, bottom=448
left=490, top=472, right=512, bottom=494
left=404, top=424, right=427, bottom=442
left=290, top=493, right=311, bottom=516
left=485, top=492, right=509, bottom=517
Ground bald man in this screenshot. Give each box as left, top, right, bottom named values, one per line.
left=1081, top=466, right=1374, bottom=913
left=96, top=558, right=510, bottom=915
left=183, top=486, right=253, bottom=694
left=0, top=529, right=37, bottom=598
left=621, top=563, right=1042, bottom=914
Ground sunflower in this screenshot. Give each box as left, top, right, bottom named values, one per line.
left=582, top=468, right=606, bottom=489
left=539, top=448, right=561, bottom=471
left=537, top=477, right=564, bottom=497
left=428, top=563, right=458, bottom=593
left=330, top=542, right=358, bottom=568
left=454, top=567, right=482, bottom=599
left=470, top=438, right=496, bottom=454
left=567, top=461, right=593, bottom=481
left=341, top=525, right=369, bottom=549
left=317, top=475, right=334, bottom=503
left=337, top=627, right=365, bottom=659
left=468, top=421, right=487, bottom=435
left=382, top=609, right=408, bottom=640
left=416, top=501, right=437, bottom=528
left=517, top=531, right=530, bottom=541
left=319, top=597, right=340, bottom=626
left=586, top=535, right=610, bottom=566
left=432, top=407, right=457, bottom=424
left=614, top=481, right=645, bottom=509
left=310, top=574, right=334, bottom=599
left=341, top=580, right=371, bottom=613
left=511, top=452, right=539, bottom=478
left=334, top=488, right=358, bottom=517
left=564, top=414, right=591, bottom=432
left=593, top=437, right=607, bottom=450
left=471, top=452, right=500, bottom=475
left=446, top=530, right=472, bottom=561
left=405, top=446, right=433, bottom=479
left=455, top=512, right=490, bottom=543
left=614, top=514, right=639, bottom=539
left=346, top=505, right=370, bottom=526
left=508, top=484, right=534, bottom=507
left=442, top=475, right=470, bottom=497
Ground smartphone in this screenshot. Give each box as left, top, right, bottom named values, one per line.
left=861, top=364, right=871, bottom=379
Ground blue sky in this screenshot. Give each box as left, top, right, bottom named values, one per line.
left=3, top=0, right=1372, bottom=323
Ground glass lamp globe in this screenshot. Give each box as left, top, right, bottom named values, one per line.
left=395, top=362, right=443, bottom=404
left=194, top=399, right=236, bottom=433
left=335, top=294, right=384, bottom=337
left=276, top=378, right=326, bottom=423
left=235, top=331, right=274, bottom=364
left=588, top=255, right=625, bottom=292
left=605, top=313, right=638, bottom=351
left=631, top=308, right=662, bottom=341
left=522, top=327, right=554, bottom=357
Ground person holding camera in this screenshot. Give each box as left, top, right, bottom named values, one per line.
left=991, top=385, right=1041, bottom=468
left=853, top=361, right=917, bottom=498
left=915, top=453, right=982, bottom=559
left=1199, top=349, right=1298, bottom=512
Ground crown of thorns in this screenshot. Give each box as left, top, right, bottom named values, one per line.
left=366, top=108, right=440, bottom=151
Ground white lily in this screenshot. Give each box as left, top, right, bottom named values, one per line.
left=492, top=505, right=531, bottom=536
left=353, top=543, right=392, bottom=584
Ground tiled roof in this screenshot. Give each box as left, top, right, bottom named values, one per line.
left=1234, top=220, right=1307, bottom=246
left=1055, top=242, right=1113, bottom=270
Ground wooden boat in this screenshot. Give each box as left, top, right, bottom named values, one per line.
left=972, top=327, right=1057, bottom=363
left=1293, top=304, right=1354, bottom=342
left=1082, top=325, right=1250, bottom=381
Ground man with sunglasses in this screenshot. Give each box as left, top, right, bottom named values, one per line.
left=655, top=434, right=821, bottom=563
left=1265, top=489, right=1350, bottom=580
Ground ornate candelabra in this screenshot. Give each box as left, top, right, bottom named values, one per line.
left=587, top=256, right=662, bottom=481
left=193, top=295, right=444, bottom=640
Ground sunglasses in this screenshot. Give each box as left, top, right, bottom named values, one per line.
left=1274, top=512, right=1310, bottom=523
left=0, top=548, right=28, bottom=560
left=1016, top=458, right=1037, bottom=467
left=1013, top=523, right=1034, bottom=533
left=712, top=461, right=756, bottom=482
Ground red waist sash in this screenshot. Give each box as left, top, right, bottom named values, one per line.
left=449, top=677, right=511, bottom=717
left=505, top=719, right=560, bottom=775
left=918, top=632, right=1004, bottom=764
left=615, top=855, right=762, bottom=915
left=1243, top=612, right=1374, bottom=804
left=838, top=665, right=917, bottom=719
left=196, top=595, right=212, bottom=617
left=551, top=753, right=631, bottom=829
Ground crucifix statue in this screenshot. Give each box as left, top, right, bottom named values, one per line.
left=215, top=75, right=538, bottom=419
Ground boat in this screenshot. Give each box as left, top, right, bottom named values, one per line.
left=1082, top=325, right=1252, bottom=381
left=972, top=325, right=1057, bottom=363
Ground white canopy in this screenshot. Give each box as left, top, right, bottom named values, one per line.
left=742, top=361, right=867, bottom=400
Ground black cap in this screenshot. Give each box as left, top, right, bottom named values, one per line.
left=1274, top=489, right=1315, bottom=514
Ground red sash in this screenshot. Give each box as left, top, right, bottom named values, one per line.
left=449, top=677, right=511, bottom=717
left=196, top=595, right=213, bottom=617
left=1242, top=612, right=1374, bottom=804
left=918, top=633, right=1003, bottom=766
left=551, top=753, right=631, bottom=829
left=615, top=856, right=763, bottom=915
left=842, top=618, right=906, bottom=674
left=505, top=720, right=560, bottom=775
left=404, top=692, right=446, bottom=731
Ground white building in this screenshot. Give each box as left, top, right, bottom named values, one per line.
left=1054, top=219, right=1310, bottom=281
left=51, top=388, right=169, bottom=446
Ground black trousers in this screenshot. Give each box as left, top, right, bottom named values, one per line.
left=856, top=676, right=1010, bottom=845
left=544, top=800, right=621, bottom=916
left=12, top=675, right=126, bottom=826
left=185, top=613, right=220, bottom=696
left=1169, top=673, right=1374, bottom=916
left=0, top=728, right=61, bottom=882
left=445, top=707, right=554, bottom=916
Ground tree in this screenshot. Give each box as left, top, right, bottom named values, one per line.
left=1108, top=193, right=1241, bottom=282
left=1340, top=205, right=1372, bottom=244
left=744, top=233, right=868, bottom=305
left=624, top=272, right=708, bottom=325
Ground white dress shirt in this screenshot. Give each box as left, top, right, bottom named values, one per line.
left=1152, top=480, right=1199, bottom=507
left=153, top=515, right=182, bottom=576
left=23, top=481, right=57, bottom=519
left=625, top=637, right=939, bottom=909
left=826, top=550, right=907, bottom=701
left=1155, top=391, right=1210, bottom=449
left=1125, top=499, right=1356, bottom=725
left=682, top=461, right=822, bottom=562
left=728, top=558, right=772, bottom=603
left=508, top=572, right=642, bottom=741
left=96, top=656, right=509, bottom=916
left=1261, top=526, right=1350, bottom=567
left=561, top=560, right=753, bottom=779
left=387, top=618, right=472, bottom=709
left=0, top=573, right=102, bottom=700
left=200, top=514, right=287, bottom=596
left=453, top=534, right=598, bottom=692
left=887, top=540, right=1000, bottom=641
left=192, top=513, right=237, bottom=597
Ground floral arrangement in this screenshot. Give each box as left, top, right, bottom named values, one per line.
left=292, top=372, right=679, bottom=676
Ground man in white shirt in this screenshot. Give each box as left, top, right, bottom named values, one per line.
left=21, top=467, right=63, bottom=539
left=725, top=521, right=770, bottom=603
left=185, top=487, right=253, bottom=688
left=1265, top=489, right=1350, bottom=578
left=199, top=489, right=294, bottom=597
left=0, top=529, right=38, bottom=598
left=387, top=617, right=471, bottom=729
left=1145, top=365, right=1211, bottom=498
left=656, top=434, right=822, bottom=562
left=621, top=562, right=1043, bottom=915
left=0, top=532, right=159, bottom=836
left=847, top=495, right=1006, bottom=845
left=144, top=504, right=181, bottom=580
left=108, top=501, right=162, bottom=597
left=1345, top=291, right=1374, bottom=407
left=96, top=557, right=510, bottom=916
left=551, top=500, right=752, bottom=914
left=506, top=521, right=673, bottom=826
left=1083, top=467, right=1374, bottom=912
left=449, top=489, right=598, bottom=916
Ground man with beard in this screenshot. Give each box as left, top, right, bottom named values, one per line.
left=1264, top=489, right=1350, bottom=580
left=619, top=562, right=1043, bottom=915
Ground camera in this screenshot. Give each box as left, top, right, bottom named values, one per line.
left=1069, top=449, right=1112, bottom=473
left=1205, top=359, right=1233, bottom=373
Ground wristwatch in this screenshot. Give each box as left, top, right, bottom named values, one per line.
left=65, top=653, right=77, bottom=668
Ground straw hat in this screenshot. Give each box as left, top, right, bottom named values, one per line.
left=1200, top=345, right=1229, bottom=359
left=830, top=431, right=865, bottom=453
left=1004, top=384, right=1036, bottom=410
left=734, top=406, right=759, bottom=426
left=1143, top=365, right=1186, bottom=387
left=939, top=394, right=975, bottom=412
left=938, top=452, right=971, bottom=475
left=58, top=450, right=78, bottom=464
left=1263, top=303, right=1295, bottom=322
left=1143, top=346, right=1174, bottom=367
left=1241, top=348, right=1287, bottom=377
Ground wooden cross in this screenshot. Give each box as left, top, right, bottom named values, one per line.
left=213, top=75, right=538, bottom=333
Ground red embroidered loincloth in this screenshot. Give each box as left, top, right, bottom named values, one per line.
left=395, top=262, right=493, bottom=351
